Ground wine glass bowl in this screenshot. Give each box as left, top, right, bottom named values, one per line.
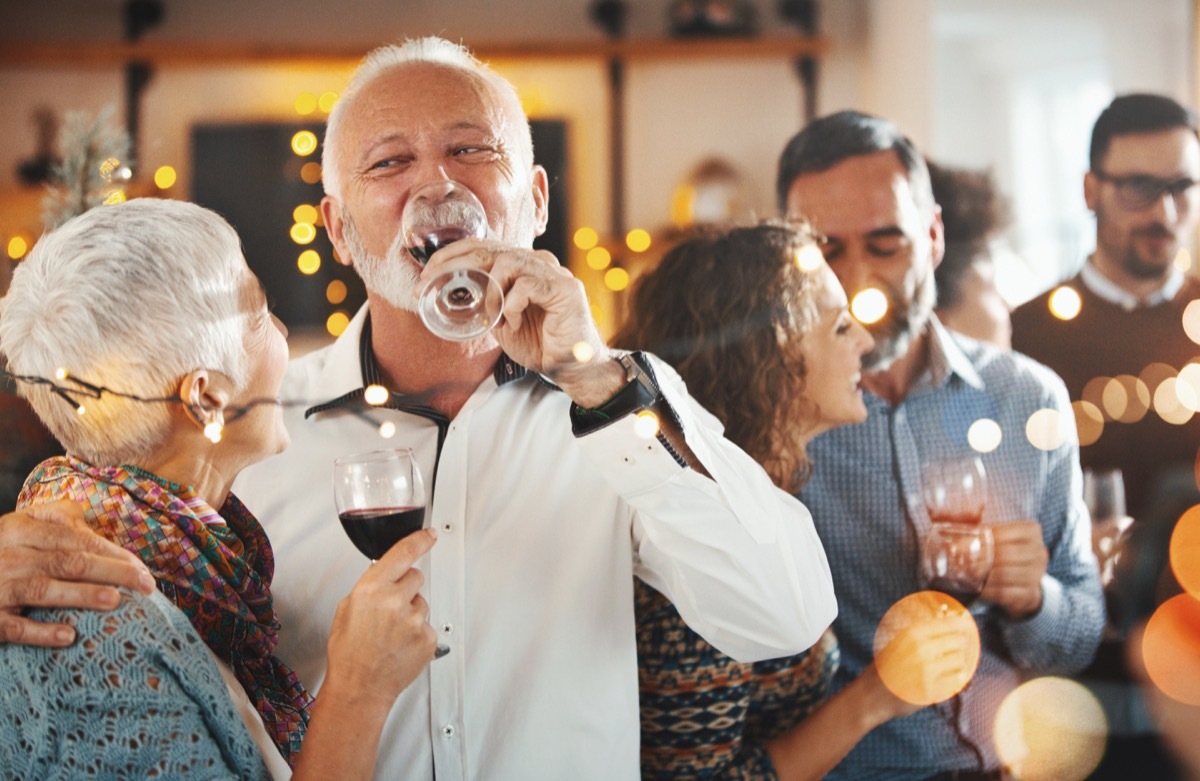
left=333, top=449, right=427, bottom=561
left=333, top=448, right=448, bottom=658
left=400, top=179, right=504, bottom=341
left=920, top=456, right=993, bottom=609
left=1083, top=467, right=1133, bottom=587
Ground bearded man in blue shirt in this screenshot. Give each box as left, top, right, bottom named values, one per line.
left=778, top=110, right=1105, bottom=781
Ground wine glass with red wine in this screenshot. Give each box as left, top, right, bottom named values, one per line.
left=920, top=456, right=994, bottom=612
left=401, top=179, right=504, bottom=341
left=333, top=448, right=448, bottom=658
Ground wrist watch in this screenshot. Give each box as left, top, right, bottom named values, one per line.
left=569, top=351, right=661, bottom=436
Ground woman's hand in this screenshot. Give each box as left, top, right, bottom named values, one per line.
left=322, top=527, right=439, bottom=710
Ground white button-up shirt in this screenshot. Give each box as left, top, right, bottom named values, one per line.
left=234, top=305, right=836, bottom=781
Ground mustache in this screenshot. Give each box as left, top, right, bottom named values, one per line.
left=1133, top=224, right=1176, bottom=239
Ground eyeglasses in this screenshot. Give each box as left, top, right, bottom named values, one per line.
left=1092, top=169, right=1200, bottom=210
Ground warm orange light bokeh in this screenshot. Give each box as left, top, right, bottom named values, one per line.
left=1141, top=594, right=1200, bottom=705
left=873, top=591, right=980, bottom=705
left=1170, top=507, right=1200, bottom=599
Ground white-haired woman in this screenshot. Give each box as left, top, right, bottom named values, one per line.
left=0, top=198, right=436, bottom=779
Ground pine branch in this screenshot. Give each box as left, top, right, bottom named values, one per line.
left=41, top=106, right=132, bottom=230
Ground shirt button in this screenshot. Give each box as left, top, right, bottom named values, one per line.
left=442, top=522, right=454, bottom=533
left=442, top=724, right=456, bottom=738
left=441, top=623, right=453, bottom=635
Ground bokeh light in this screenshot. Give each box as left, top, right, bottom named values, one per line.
left=572, top=341, right=595, bottom=364
left=293, top=203, right=319, bottom=225
left=297, top=250, right=321, bottom=275
left=625, top=228, right=652, bottom=253
left=1081, top=376, right=1112, bottom=420
left=1175, top=247, right=1193, bottom=273
left=153, top=165, right=177, bottom=189
left=7, top=236, right=28, bottom=260
left=1170, top=505, right=1200, bottom=598
left=291, top=130, right=319, bottom=157
left=1141, top=594, right=1200, bottom=705
left=1025, top=408, right=1068, bottom=451
left=291, top=222, right=317, bottom=245
left=873, top=591, right=980, bottom=705
left=1183, top=300, right=1200, bottom=345
left=586, top=247, right=612, bottom=271
left=364, top=384, right=390, bottom=406
left=326, top=311, right=350, bottom=337
left=294, top=92, right=318, bottom=115
left=326, top=279, right=347, bottom=305
left=378, top=420, right=397, bottom=439
left=590, top=303, right=606, bottom=326
left=634, top=410, right=661, bottom=439
left=1070, top=401, right=1104, bottom=447
left=300, top=162, right=323, bottom=185
left=1104, top=374, right=1152, bottom=422
left=967, top=418, right=1002, bottom=453
left=318, top=91, right=339, bottom=113
left=994, top=677, right=1107, bottom=781
left=573, top=226, right=599, bottom=251
left=103, top=189, right=127, bottom=205
left=795, top=244, right=823, bottom=272
left=1176, top=363, right=1200, bottom=412
left=850, top=288, right=888, bottom=325
left=1049, top=286, right=1082, bottom=320
left=1155, top=377, right=1195, bottom=425
left=604, top=267, right=630, bottom=291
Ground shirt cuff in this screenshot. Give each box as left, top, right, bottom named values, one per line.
left=1002, top=573, right=1064, bottom=659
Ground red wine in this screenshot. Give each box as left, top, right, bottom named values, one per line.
left=408, top=227, right=472, bottom=264
left=928, top=510, right=984, bottom=526
left=339, top=506, right=425, bottom=560
left=927, top=578, right=983, bottom=608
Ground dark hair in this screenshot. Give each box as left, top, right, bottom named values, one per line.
left=928, top=160, right=1009, bottom=310
left=614, top=221, right=823, bottom=491
left=1089, top=93, right=1199, bottom=171
left=776, top=109, right=934, bottom=216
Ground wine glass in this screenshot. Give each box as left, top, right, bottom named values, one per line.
left=333, top=448, right=448, bottom=658
left=920, top=456, right=994, bottom=611
left=1083, top=467, right=1133, bottom=587
left=401, top=179, right=504, bottom=341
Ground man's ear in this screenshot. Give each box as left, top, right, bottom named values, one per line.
left=929, top=203, right=946, bottom=270
left=530, top=165, right=550, bottom=238
left=179, top=370, right=230, bottom=442
left=321, top=196, right=354, bottom=268
left=1083, top=171, right=1100, bottom=212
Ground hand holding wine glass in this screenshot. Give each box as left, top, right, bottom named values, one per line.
left=401, top=179, right=504, bottom=341
left=334, top=448, right=449, bottom=658
left=920, top=456, right=994, bottom=612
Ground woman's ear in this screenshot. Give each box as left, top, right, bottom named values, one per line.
left=179, top=370, right=230, bottom=443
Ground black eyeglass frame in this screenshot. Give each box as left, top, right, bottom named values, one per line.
left=1091, top=169, right=1200, bottom=210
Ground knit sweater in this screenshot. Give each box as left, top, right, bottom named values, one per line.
left=0, top=588, right=269, bottom=780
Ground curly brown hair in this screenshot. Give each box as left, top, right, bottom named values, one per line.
left=614, top=221, right=824, bottom=492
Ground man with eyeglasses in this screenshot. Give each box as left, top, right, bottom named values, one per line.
left=1012, top=92, right=1200, bottom=781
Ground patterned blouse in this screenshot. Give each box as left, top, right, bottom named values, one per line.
left=637, top=578, right=839, bottom=779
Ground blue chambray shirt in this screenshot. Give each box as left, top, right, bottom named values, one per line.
left=799, top=317, right=1104, bottom=780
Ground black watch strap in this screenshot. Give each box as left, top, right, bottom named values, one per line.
left=570, top=351, right=661, bottom=437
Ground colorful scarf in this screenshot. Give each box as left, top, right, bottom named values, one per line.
left=18, top=455, right=313, bottom=766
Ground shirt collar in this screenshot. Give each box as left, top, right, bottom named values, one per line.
left=303, top=306, right=540, bottom=419
left=1079, top=257, right=1183, bottom=310
left=910, top=315, right=986, bottom=395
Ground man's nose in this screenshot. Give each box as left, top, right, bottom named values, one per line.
left=831, top=252, right=873, bottom=297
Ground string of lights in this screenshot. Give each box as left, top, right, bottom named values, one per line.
left=1, top=368, right=296, bottom=443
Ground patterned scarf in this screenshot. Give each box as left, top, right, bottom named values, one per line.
left=18, top=455, right=312, bottom=766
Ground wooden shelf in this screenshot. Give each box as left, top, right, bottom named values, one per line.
left=0, top=35, right=827, bottom=69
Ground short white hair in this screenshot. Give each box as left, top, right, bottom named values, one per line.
left=322, top=36, right=533, bottom=201
left=0, top=198, right=251, bottom=465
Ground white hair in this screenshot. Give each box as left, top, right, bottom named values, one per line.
left=0, top=198, right=251, bottom=465
left=321, top=36, right=533, bottom=201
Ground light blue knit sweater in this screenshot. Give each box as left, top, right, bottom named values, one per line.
left=0, top=588, right=270, bottom=779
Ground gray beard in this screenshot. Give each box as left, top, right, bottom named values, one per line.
left=862, top=270, right=937, bottom=371
left=342, top=210, right=421, bottom=313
